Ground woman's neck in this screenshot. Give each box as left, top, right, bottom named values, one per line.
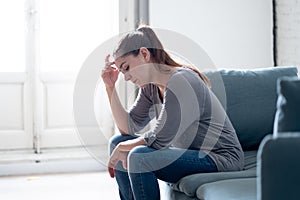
left=153, top=65, right=179, bottom=82
left=152, top=66, right=180, bottom=100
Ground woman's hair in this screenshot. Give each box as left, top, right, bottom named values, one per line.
left=113, top=25, right=210, bottom=87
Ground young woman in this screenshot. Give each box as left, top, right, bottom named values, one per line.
left=101, top=26, right=244, bottom=200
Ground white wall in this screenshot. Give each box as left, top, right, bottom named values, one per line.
left=149, top=0, right=273, bottom=69
left=276, top=0, right=300, bottom=73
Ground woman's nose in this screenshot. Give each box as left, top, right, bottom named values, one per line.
left=124, top=73, right=131, bottom=81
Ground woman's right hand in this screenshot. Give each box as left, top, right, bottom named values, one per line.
left=101, top=54, right=119, bottom=88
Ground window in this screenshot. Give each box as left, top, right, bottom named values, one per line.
left=0, top=0, right=25, bottom=72
left=40, top=0, right=119, bottom=73
left=0, top=0, right=119, bottom=154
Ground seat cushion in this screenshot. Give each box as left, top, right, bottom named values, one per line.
left=170, top=151, right=257, bottom=197
left=164, top=188, right=199, bottom=200
left=274, top=77, right=300, bottom=133
left=205, top=67, right=298, bottom=150
left=258, top=133, right=300, bottom=200
left=196, top=178, right=257, bottom=200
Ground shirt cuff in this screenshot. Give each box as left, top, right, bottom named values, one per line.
left=143, top=131, right=157, bottom=147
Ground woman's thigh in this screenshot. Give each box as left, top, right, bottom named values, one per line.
left=128, top=146, right=217, bottom=183
left=109, top=134, right=138, bottom=154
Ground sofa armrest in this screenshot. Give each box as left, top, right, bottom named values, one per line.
left=257, top=133, right=300, bottom=200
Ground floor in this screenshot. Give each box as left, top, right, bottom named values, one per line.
left=0, top=172, right=119, bottom=200
left=0, top=171, right=169, bottom=200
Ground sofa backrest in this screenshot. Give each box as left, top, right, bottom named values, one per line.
left=205, top=67, right=298, bottom=150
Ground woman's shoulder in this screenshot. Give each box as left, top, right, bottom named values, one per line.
left=168, top=66, right=209, bottom=94
left=171, top=67, right=204, bottom=83
left=173, top=66, right=198, bottom=77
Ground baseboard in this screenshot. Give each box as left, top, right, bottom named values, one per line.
left=0, top=158, right=106, bottom=176
left=0, top=147, right=108, bottom=176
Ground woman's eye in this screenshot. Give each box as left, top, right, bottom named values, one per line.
left=125, top=66, right=130, bottom=71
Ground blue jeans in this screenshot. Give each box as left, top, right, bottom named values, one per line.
left=109, top=134, right=217, bottom=200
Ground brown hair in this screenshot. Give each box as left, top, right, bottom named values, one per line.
left=113, top=25, right=210, bottom=87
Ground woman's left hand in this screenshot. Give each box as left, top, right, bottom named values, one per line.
left=109, top=144, right=129, bottom=168
left=108, top=143, right=129, bottom=178
left=107, top=137, right=147, bottom=178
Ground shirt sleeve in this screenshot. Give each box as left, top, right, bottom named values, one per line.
left=127, top=85, right=157, bottom=135
left=144, top=73, right=203, bottom=149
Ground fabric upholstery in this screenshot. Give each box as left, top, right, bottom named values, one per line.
left=205, top=67, right=298, bottom=150
left=170, top=151, right=257, bottom=197
left=196, top=178, right=256, bottom=200
left=164, top=187, right=199, bottom=200
left=168, top=67, right=299, bottom=200
left=258, top=133, right=300, bottom=200
left=274, top=77, right=300, bottom=133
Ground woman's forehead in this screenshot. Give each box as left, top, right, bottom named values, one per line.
left=114, top=56, right=130, bottom=69
left=114, top=56, right=125, bottom=65
left=115, top=55, right=135, bottom=67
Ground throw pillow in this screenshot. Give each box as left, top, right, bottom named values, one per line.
left=274, top=77, right=300, bottom=135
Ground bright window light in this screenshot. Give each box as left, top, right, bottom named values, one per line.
left=0, top=0, right=25, bottom=72
left=39, top=0, right=119, bottom=73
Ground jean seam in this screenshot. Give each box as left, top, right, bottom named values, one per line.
left=128, top=180, right=133, bottom=200
left=139, top=157, right=146, bottom=200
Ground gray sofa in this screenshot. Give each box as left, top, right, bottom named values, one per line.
left=165, top=66, right=299, bottom=200
left=258, top=76, right=300, bottom=200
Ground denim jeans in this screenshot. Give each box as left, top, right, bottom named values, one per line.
left=109, top=134, right=218, bottom=200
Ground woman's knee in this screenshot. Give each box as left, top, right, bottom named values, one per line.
left=127, top=146, right=155, bottom=173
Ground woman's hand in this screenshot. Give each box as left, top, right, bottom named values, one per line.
left=107, top=137, right=147, bottom=178
left=108, top=144, right=129, bottom=178
left=101, top=54, right=119, bottom=88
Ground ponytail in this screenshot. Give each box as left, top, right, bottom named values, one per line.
left=114, top=25, right=211, bottom=87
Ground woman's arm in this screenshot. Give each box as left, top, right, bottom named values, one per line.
left=105, top=86, right=129, bottom=134
left=101, top=55, right=129, bottom=134
left=108, top=137, right=146, bottom=177
left=102, top=57, right=156, bottom=135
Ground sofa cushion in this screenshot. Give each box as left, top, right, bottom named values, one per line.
left=258, top=133, right=300, bottom=200
left=196, top=178, right=257, bottom=200
left=164, top=188, right=199, bottom=200
left=274, top=77, right=300, bottom=134
left=205, top=67, right=298, bottom=150
left=170, top=151, right=257, bottom=197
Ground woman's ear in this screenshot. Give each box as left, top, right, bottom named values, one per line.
left=139, top=47, right=151, bottom=62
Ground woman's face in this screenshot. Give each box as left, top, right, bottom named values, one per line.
left=114, top=51, right=152, bottom=87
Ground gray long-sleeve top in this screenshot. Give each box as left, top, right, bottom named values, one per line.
left=127, top=68, right=244, bottom=172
